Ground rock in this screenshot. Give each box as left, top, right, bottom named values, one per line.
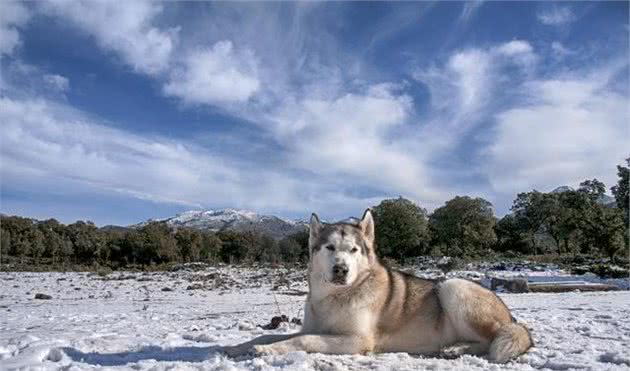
left=161, top=287, right=174, bottom=292
left=186, top=283, right=203, bottom=290
left=262, top=315, right=289, bottom=330
left=572, top=265, right=591, bottom=275
left=170, top=262, right=210, bottom=272
left=260, top=315, right=302, bottom=330
left=291, top=317, right=303, bottom=326
left=34, top=293, right=52, bottom=300
left=490, top=277, right=530, bottom=293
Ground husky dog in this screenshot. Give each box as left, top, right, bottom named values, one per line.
left=224, top=210, right=532, bottom=363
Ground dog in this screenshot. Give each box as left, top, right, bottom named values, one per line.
left=223, top=209, right=532, bottom=363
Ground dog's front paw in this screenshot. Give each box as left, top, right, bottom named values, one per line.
left=254, top=344, right=288, bottom=355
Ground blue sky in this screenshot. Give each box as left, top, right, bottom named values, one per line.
left=0, top=1, right=628, bottom=226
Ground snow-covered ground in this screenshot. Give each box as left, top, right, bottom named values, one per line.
left=1, top=268, right=629, bottom=370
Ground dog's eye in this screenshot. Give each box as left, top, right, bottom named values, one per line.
left=326, top=245, right=335, bottom=251
left=351, top=247, right=358, bottom=253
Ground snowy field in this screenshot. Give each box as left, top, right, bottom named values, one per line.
left=1, top=267, right=629, bottom=371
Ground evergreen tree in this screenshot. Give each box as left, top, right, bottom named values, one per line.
left=430, top=196, right=497, bottom=256
left=372, top=197, right=431, bottom=261
left=611, top=157, right=629, bottom=224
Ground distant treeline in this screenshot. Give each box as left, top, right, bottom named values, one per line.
left=1, top=159, right=628, bottom=268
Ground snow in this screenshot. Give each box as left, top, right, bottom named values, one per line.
left=132, top=209, right=308, bottom=238
left=172, top=209, right=261, bottom=223
left=162, top=209, right=300, bottom=227
left=1, top=268, right=629, bottom=371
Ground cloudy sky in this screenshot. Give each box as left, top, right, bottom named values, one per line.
left=0, top=1, right=628, bottom=226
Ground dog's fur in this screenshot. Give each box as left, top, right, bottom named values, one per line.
left=224, top=210, right=532, bottom=363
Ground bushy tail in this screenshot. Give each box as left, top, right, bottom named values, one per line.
left=489, top=323, right=533, bottom=363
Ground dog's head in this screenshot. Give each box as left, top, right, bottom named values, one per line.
left=308, top=209, right=376, bottom=287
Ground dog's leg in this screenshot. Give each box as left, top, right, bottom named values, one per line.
left=223, top=334, right=300, bottom=357
left=254, top=334, right=372, bottom=355
left=441, top=341, right=489, bottom=358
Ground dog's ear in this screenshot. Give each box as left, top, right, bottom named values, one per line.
left=358, top=209, right=375, bottom=243
left=309, top=213, right=322, bottom=249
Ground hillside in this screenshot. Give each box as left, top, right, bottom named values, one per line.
left=133, top=209, right=307, bottom=239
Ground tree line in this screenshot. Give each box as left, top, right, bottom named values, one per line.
left=0, top=217, right=309, bottom=268
left=1, top=159, right=628, bottom=268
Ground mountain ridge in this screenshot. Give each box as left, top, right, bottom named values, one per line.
left=131, top=208, right=308, bottom=239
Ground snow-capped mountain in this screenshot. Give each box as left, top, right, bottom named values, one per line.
left=551, top=186, right=574, bottom=193
left=133, top=209, right=308, bottom=239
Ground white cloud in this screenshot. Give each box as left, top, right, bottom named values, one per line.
left=413, top=40, right=626, bottom=202
left=163, top=41, right=260, bottom=105
left=0, top=96, right=386, bottom=218
left=537, top=6, right=576, bottom=26
left=487, top=66, right=628, bottom=194
left=266, top=86, right=443, bottom=200
left=496, top=40, right=533, bottom=56
left=459, top=1, right=485, bottom=23
left=415, top=40, right=536, bottom=121
left=0, top=61, right=70, bottom=98
left=3, top=0, right=625, bottom=221
left=447, top=49, right=492, bottom=114
left=412, top=40, right=626, bottom=206
left=0, top=96, right=259, bottom=208
left=41, top=0, right=177, bottom=75
left=0, top=1, right=30, bottom=56
left=43, top=74, right=69, bottom=92
left=551, top=41, right=572, bottom=58
left=39, top=2, right=261, bottom=107
left=495, top=40, right=537, bottom=68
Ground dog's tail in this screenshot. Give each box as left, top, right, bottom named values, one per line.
left=489, top=322, right=533, bottom=363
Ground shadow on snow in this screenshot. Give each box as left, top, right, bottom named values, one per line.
left=62, top=345, right=223, bottom=366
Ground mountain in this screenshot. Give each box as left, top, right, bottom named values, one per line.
left=133, top=208, right=308, bottom=239
left=597, top=194, right=617, bottom=208
left=551, top=186, right=574, bottom=193
left=100, top=225, right=132, bottom=232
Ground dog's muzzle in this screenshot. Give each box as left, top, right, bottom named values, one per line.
left=331, top=264, right=349, bottom=285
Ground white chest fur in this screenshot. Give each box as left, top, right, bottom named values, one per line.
left=304, top=295, right=375, bottom=337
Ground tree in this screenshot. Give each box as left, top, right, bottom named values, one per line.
left=579, top=179, right=606, bottom=202
left=372, top=197, right=431, bottom=261
left=430, top=196, right=497, bottom=256
left=60, top=236, right=74, bottom=265
left=138, top=222, right=177, bottom=265
left=217, top=230, right=248, bottom=263
left=494, top=214, right=531, bottom=254
left=1, top=216, right=35, bottom=263
left=257, top=234, right=280, bottom=263
left=0, top=228, right=9, bottom=267
left=175, top=228, right=202, bottom=262
left=611, top=157, right=629, bottom=224
left=199, top=232, right=222, bottom=262
left=39, top=219, right=63, bottom=264
left=278, top=229, right=308, bottom=263
left=511, top=191, right=546, bottom=254
left=27, top=228, right=45, bottom=264
left=510, top=191, right=572, bottom=254
left=581, top=207, right=625, bottom=263
left=66, top=221, right=103, bottom=265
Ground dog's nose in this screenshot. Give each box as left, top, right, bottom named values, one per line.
left=333, top=264, right=349, bottom=276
